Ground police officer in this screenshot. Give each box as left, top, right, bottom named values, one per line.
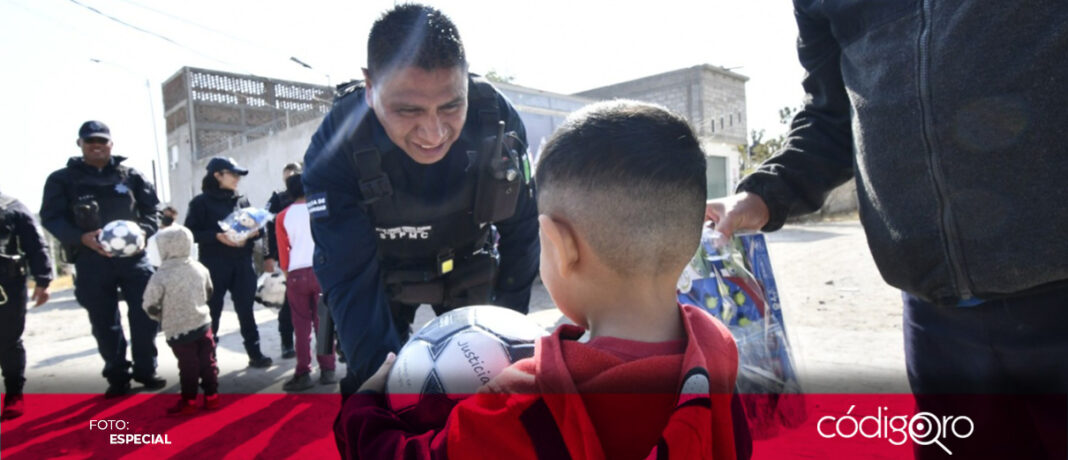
left=0, top=191, right=52, bottom=420
left=184, top=157, right=272, bottom=369
left=263, top=163, right=301, bottom=360
left=40, top=120, right=165, bottom=397
left=303, top=4, right=539, bottom=391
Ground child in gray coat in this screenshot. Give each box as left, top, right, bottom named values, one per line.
left=143, top=225, right=220, bottom=415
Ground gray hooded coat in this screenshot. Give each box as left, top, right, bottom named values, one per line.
left=142, top=225, right=213, bottom=341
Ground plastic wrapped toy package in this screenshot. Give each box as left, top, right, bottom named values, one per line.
left=218, top=207, right=273, bottom=243
left=677, top=226, right=807, bottom=439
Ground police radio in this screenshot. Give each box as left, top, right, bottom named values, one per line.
left=473, top=121, right=529, bottom=223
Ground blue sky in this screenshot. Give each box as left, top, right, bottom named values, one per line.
left=0, top=0, right=803, bottom=210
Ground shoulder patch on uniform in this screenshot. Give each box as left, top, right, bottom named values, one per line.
left=307, top=192, right=329, bottom=219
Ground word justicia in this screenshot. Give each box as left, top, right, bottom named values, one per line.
left=817, top=405, right=974, bottom=455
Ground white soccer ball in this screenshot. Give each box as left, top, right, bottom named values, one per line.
left=386, top=306, right=547, bottom=414
left=255, top=272, right=286, bottom=308
left=98, top=220, right=146, bottom=257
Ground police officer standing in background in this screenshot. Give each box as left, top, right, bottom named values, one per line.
left=303, top=4, right=539, bottom=393
left=0, top=191, right=52, bottom=420
left=263, top=162, right=302, bottom=360
left=40, top=121, right=165, bottom=398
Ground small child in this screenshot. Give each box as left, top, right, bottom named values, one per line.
left=142, top=225, right=220, bottom=415
left=337, top=100, right=743, bottom=459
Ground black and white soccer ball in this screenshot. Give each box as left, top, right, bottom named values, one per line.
left=386, top=306, right=547, bottom=412
left=98, top=220, right=146, bottom=257
left=255, top=272, right=286, bottom=309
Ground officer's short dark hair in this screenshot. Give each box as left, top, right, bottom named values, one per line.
left=366, top=4, right=466, bottom=79
left=535, top=100, right=707, bottom=277
left=283, top=163, right=302, bottom=174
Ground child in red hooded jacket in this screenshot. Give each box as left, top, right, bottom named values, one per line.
left=338, top=100, right=745, bottom=460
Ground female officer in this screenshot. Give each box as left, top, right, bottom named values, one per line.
left=184, top=157, right=272, bottom=368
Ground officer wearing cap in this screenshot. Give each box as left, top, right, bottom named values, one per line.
left=0, top=190, right=52, bottom=419
left=184, top=156, right=273, bottom=369
left=303, top=4, right=539, bottom=392
left=40, top=120, right=166, bottom=397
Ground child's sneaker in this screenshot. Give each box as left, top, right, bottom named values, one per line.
left=166, top=398, right=198, bottom=415
left=204, top=394, right=221, bottom=410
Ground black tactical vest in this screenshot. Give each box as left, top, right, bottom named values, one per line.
left=339, top=76, right=528, bottom=307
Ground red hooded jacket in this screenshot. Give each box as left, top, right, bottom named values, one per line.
left=337, top=304, right=740, bottom=459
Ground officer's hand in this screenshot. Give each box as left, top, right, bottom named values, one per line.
left=216, top=232, right=243, bottom=248
left=31, top=286, right=49, bottom=307
left=80, top=230, right=111, bottom=257
left=357, top=352, right=396, bottom=394
left=705, top=192, right=771, bottom=239
left=263, top=258, right=277, bottom=273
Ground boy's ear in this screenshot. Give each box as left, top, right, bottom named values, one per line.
left=538, top=214, right=579, bottom=278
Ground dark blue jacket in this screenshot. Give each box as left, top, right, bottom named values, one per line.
left=0, top=193, right=53, bottom=286
left=738, top=0, right=1068, bottom=304
left=303, top=76, right=540, bottom=379
left=40, top=156, right=159, bottom=259
left=184, top=188, right=261, bottom=260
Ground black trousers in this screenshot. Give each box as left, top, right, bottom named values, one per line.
left=202, top=256, right=265, bottom=360
left=0, top=273, right=27, bottom=395
left=74, top=252, right=159, bottom=384
left=903, top=286, right=1068, bottom=459
left=278, top=297, right=294, bottom=349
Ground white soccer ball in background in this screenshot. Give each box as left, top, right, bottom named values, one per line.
left=386, top=306, right=547, bottom=413
left=98, top=220, right=146, bottom=257
left=255, top=272, right=286, bottom=309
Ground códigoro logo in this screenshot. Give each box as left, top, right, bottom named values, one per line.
left=817, top=405, right=974, bottom=455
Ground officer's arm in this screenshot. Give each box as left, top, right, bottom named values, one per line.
left=491, top=95, right=540, bottom=310
left=184, top=198, right=221, bottom=248
left=39, top=171, right=84, bottom=246
left=304, top=100, right=401, bottom=385
left=12, top=200, right=53, bottom=287
left=264, top=194, right=281, bottom=262
left=131, top=170, right=161, bottom=238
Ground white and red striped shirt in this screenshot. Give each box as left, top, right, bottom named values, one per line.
left=275, top=201, right=315, bottom=272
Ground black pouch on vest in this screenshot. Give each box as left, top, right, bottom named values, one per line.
left=473, top=122, right=526, bottom=224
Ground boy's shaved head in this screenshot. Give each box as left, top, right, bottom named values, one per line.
left=535, top=100, right=707, bottom=277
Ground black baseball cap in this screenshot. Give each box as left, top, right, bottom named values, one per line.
left=206, top=156, right=249, bottom=175
left=78, top=120, right=111, bottom=141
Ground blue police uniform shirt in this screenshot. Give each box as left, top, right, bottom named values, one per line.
left=302, top=77, right=540, bottom=382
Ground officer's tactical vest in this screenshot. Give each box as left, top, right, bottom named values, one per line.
left=63, top=161, right=140, bottom=259
left=336, top=76, right=529, bottom=308
left=0, top=194, right=26, bottom=281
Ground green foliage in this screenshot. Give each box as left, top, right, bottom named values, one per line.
left=736, top=105, right=800, bottom=177
left=484, top=70, right=515, bottom=84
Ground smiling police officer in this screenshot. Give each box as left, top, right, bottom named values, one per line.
left=303, top=4, right=539, bottom=392
left=40, top=120, right=165, bottom=397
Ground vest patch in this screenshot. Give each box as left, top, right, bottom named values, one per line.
left=376, top=226, right=431, bottom=240
left=307, top=193, right=329, bottom=219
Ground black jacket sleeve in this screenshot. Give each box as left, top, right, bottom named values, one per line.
left=735, top=0, right=855, bottom=231
left=39, top=170, right=84, bottom=247
left=128, top=169, right=161, bottom=238
left=11, top=199, right=53, bottom=287
left=491, top=92, right=540, bottom=310
left=264, top=192, right=282, bottom=260
left=184, top=195, right=221, bottom=248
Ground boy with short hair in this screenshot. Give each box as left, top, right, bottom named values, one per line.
left=142, top=225, right=220, bottom=414
left=338, top=100, right=741, bottom=459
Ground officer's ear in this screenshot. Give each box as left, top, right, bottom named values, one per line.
left=362, top=68, right=374, bottom=108
left=76, top=139, right=83, bottom=148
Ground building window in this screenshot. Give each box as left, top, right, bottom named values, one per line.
left=720, top=118, right=724, bottom=130
left=710, top=120, right=715, bottom=133
left=729, top=114, right=733, bottom=126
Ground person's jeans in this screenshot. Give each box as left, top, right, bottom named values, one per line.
left=903, top=286, right=1068, bottom=459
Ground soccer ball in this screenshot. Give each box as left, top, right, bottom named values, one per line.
left=98, top=220, right=146, bottom=257
left=255, top=272, right=286, bottom=309
left=386, top=306, right=547, bottom=413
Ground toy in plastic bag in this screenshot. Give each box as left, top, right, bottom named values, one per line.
left=677, top=226, right=806, bottom=439
left=218, top=207, right=273, bottom=244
